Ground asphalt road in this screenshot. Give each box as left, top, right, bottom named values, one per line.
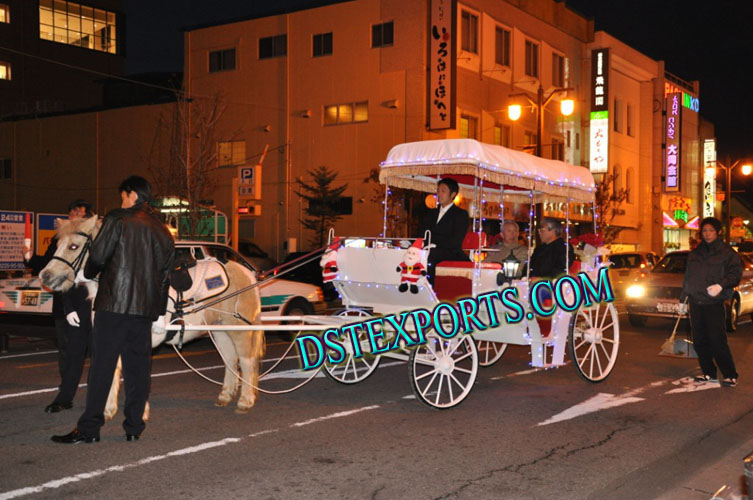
left=1, top=314, right=752, bottom=500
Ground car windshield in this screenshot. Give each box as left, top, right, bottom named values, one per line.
left=610, top=254, right=642, bottom=269
left=652, top=253, right=687, bottom=274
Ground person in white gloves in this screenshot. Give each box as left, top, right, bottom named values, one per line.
left=24, top=199, right=93, bottom=413
left=681, top=217, right=742, bottom=387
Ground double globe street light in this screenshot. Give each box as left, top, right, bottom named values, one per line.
left=507, top=83, right=575, bottom=158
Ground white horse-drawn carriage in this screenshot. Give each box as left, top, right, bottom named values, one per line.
left=40, top=138, right=618, bottom=413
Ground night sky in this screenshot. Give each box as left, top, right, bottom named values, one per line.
left=125, top=0, right=753, bottom=171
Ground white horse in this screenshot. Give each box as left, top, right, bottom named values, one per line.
left=39, top=215, right=265, bottom=415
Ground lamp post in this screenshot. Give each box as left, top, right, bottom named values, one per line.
left=716, top=159, right=752, bottom=243
left=507, top=83, right=574, bottom=158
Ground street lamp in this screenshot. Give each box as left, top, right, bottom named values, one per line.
left=507, top=83, right=574, bottom=157
left=716, top=159, right=752, bottom=243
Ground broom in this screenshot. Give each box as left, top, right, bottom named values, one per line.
left=659, top=297, right=697, bottom=358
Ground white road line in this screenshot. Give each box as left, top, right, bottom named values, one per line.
left=664, top=376, right=721, bottom=394
left=0, top=350, right=58, bottom=360
left=0, top=406, right=381, bottom=500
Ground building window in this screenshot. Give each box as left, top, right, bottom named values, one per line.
left=625, top=167, right=633, bottom=203
left=551, top=138, right=564, bottom=161
left=460, top=115, right=477, bottom=139
left=626, top=103, right=634, bottom=136
left=1, top=4, right=9, bottom=23
left=525, top=40, right=539, bottom=78
left=39, top=0, right=118, bottom=54
left=324, top=101, right=368, bottom=125
left=461, top=10, right=478, bottom=54
left=575, top=132, right=580, bottom=150
left=209, top=48, right=236, bottom=72
left=218, top=140, right=246, bottom=166
left=524, top=130, right=537, bottom=151
left=493, top=124, right=510, bottom=147
left=313, top=32, right=333, bottom=57
left=613, top=98, right=622, bottom=133
left=0, top=61, right=9, bottom=80
left=552, top=53, right=565, bottom=87
left=310, top=197, right=353, bottom=216
left=495, top=27, right=510, bottom=66
left=372, top=21, right=393, bottom=48
left=0, top=158, right=11, bottom=179
left=259, top=34, right=286, bottom=59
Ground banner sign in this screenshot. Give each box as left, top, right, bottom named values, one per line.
left=703, top=139, right=716, bottom=218
left=664, top=92, right=682, bottom=192
left=428, top=0, right=457, bottom=130
left=589, top=111, right=609, bottom=173
left=37, top=213, right=67, bottom=256
left=0, top=210, right=33, bottom=270
left=590, top=49, right=609, bottom=112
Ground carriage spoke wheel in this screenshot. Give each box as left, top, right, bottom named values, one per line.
left=409, top=333, right=478, bottom=409
left=323, top=309, right=381, bottom=385
left=568, top=302, right=619, bottom=382
left=475, top=340, right=508, bottom=367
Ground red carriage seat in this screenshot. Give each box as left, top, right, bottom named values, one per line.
left=461, top=232, right=487, bottom=252
left=433, top=261, right=501, bottom=302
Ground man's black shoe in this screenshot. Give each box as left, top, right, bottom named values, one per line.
left=44, top=402, right=73, bottom=413
left=125, top=434, right=140, bottom=442
left=51, top=428, right=99, bottom=444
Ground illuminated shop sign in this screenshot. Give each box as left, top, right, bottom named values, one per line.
left=589, top=111, right=608, bottom=173
left=591, top=49, right=609, bottom=112
left=428, top=0, right=457, bottom=130
left=664, top=93, right=682, bottom=192
left=664, top=82, right=699, bottom=112
left=703, top=139, right=716, bottom=217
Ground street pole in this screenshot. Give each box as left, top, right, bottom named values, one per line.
left=536, top=84, right=544, bottom=158
left=726, top=164, right=732, bottom=244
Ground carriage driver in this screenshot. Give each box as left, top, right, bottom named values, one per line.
left=52, top=176, right=174, bottom=444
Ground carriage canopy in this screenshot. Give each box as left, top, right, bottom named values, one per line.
left=379, top=139, right=595, bottom=203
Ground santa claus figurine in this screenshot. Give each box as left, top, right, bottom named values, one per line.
left=396, top=238, right=427, bottom=294
left=320, top=237, right=342, bottom=283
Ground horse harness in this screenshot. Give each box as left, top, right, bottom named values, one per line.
left=50, top=231, right=94, bottom=276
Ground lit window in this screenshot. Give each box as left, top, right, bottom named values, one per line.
left=372, top=21, right=393, bottom=48
left=460, top=115, right=477, bottom=139
left=495, top=27, right=510, bottom=66
left=552, top=53, right=565, bottom=87
left=38, top=0, right=118, bottom=53
left=0, top=61, right=9, bottom=80
left=493, top=124, right=510, bottom=147
left=1, top=4, right=9, bottom=23
left=323, top=101, right=368, bottom=126
left=525, top=40, right=539, bottom=78
left=259, top=34, right=286, bottom=59
left=313, top=32, right=332, bottom=57
left=218, top=141, right=246, bottom=166
left=551, top=138, right=564, bottom=161
left=461, top=11, right=478, bottom=54
left=209, top=48, right=236, bottom=72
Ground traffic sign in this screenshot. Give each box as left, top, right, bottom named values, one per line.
left=238, top=166, right=254, bottom=184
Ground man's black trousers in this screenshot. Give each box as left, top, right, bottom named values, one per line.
left=689, top=302, right=738, bottom=380
left=51, top=319, right=90, bottom=405
left=77, top=311, right=152, bottom=438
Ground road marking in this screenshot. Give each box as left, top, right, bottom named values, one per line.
left=537, top=380, right=666, bottom=426
left=664, top=376, right=721, bottom=394
left=0, top=406, right=380, bottom=499
left=0, top=350, right=57, bottom=360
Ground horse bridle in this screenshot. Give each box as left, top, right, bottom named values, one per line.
left=51, top=231, right=94, bottom=276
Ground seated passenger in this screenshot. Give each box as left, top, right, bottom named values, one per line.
left=483, top=220, right=528, bottom=278
left=529, top=217, right=575, bottom=280
left=418, top=177, right=470, bottom=284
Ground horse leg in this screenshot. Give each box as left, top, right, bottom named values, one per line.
left=104, top=356, right=122, bottom=421
left=233, top=329, right=265, bottom=414
left=212, top=331, right=239, bottom=407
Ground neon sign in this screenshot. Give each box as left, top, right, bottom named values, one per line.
left=664, top=82, right=699, bottom=112
left=664, top=93, right=681, bottom=192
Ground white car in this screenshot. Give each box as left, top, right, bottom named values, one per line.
left=0, top=241, right=326, bottom=323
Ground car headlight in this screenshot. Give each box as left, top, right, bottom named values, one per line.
left=626, top=284, right=646, bottom=298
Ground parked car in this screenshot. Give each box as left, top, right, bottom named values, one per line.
left=237, top=239, right=277, bottom=271
left=0, top=242, right=326, bottom=326
left=608, top=251, right=659, bottom=298
left=625, top=250, right=753, bottom=331
left=278, top=251, right=339, bottom=303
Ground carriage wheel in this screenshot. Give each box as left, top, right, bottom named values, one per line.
left=409, top=333, right=478, bottom=409
left=568, top=302, right=619, bottom=382
left=323, top=309, right=381, bottom=385
left=476, top=340, right=507, bottom=367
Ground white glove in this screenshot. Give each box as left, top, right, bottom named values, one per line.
left=424, top=243, right=437, bottom=250
left=707, top=284, right=722, bottom=297
left=66, top=311, right=81, bottom=327
left=677, top=303, right=688, bottom=315
left=75, top=269, right=91, bottom=284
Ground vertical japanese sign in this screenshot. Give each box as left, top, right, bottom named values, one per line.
left=589, top=49, right=609, bottom=173
left=428, top=0, right=456, bottom=131
left=703, top=139, right=716, bottom=218
left=665, top=92, right=682, bottom=192
left=0, top=211, right=33, bottom=270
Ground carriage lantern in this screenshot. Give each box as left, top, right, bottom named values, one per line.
left=497, top=249, right=521, bottom=286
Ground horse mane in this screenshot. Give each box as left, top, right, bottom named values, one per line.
left=56, top=215, right=99, bottom=238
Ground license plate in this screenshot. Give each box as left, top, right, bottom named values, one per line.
left=657, top=302, right=681, bottom=313
left=21, top=291, right=40, bottom=306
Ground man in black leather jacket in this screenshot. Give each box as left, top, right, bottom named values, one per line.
left=52, top=176, right=174, bottom=444
left=682, top=217, right=742, bottom=387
